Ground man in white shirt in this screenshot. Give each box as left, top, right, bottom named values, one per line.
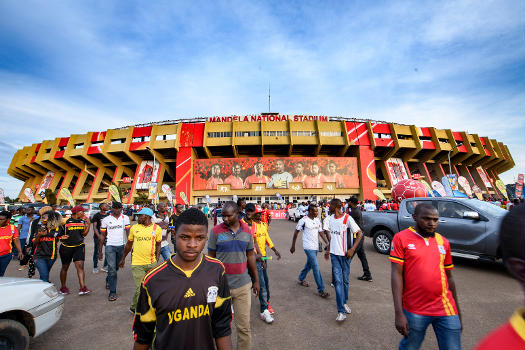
left=324, top=198, right=363, bottom=322
left=152, top=203, right=171, bottom=261
left=99, top=202, right=130, bottom=301
left=364, top=200, right=376, bottom=212
left=290, top=204, right=330, bottom=298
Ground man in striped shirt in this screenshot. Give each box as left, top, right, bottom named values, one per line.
left=208, top=201, right=259, bottom=350
left=390, top=203, right=462, bottom=350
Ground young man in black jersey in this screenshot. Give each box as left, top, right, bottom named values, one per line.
left=133, top=208, right=232, bottom=350
left=59, top=205, right=92, bottom=295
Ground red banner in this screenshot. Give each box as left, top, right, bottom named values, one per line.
left=516, top=174, right=524, bottom=198
left=193, top=156, right=359, bottom=190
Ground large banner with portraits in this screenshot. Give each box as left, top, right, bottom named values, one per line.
left=193, top=157, right=359, bottom=190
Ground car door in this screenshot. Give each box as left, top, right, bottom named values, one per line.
left=399, top=200, right=437, bottom=231
left=436, top=200, right=486, bottom=254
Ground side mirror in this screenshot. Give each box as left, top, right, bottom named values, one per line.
left=463, top=211, right=480, bottom=220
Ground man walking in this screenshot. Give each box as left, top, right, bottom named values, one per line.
left=290, top=204, right=330, bottom=298
left=91, top=203, right=109, bottom=273
left=99, top=202, right=130, bottom=301
left=17, top=206, right=38, bottom=270
left=0, top=211, right=22, bottom=276
left=120, top=207, right=162, bottom=313
left=59, top=205, right=92, bottom=295
left=324, top=198, right=362, bottom=322
left=169, top=203, right=184, bottom=246
left=348, top=197, right=372, bottom=282
left=245, top=204, right=281, bottom=323
left=390, top=203, right=462, bottom=350
left=153, top=203, right=171, bottom=261
left=208, top=201, right=259, bottom=350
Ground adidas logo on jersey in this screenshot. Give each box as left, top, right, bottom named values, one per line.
left=184, top=288, right=195, bottom=298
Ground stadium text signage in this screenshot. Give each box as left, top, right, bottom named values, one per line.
left=207, top=115, right=329, bottom=123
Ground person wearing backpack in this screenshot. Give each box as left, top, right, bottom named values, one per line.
left=324, top=198, right=363, bottom=322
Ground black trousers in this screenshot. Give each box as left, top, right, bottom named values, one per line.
left=355, top=240, right=371, bottom=278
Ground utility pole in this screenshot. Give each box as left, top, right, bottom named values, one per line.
left=268, top=82, right=271, bottom=113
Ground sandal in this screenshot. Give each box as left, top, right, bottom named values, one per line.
left=298, top=280, right=309, bottom=287
left=108, top=295, right=118, bottom=302
left=318, top=291, right=330, bottom=298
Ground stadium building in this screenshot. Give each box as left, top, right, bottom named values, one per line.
left=8, top=114, right=514, bottom=205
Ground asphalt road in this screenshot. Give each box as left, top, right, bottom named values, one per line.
left=6, top=219, right=521, bottom=350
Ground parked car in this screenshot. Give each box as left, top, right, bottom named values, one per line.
left=362, top=197, right=507, bottom=260
left=81, top=203, right=100, bottom=219
left=0, top=277, right=64, bottom=350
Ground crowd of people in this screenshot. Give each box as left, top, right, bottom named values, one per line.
left=0, top=195, right=523, bottom=350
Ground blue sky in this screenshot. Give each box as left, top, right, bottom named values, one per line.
left=0, top=0, right=523, bottom=197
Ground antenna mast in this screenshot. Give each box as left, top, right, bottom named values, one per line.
left=268, top=82, right=271, bottom=113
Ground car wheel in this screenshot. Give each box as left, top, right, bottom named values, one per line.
left=0, top=319, right=30, bottom=350
left=373, top=230, right=393, bottom=255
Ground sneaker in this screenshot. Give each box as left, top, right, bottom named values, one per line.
left=101, top=266, right=108, bottom=272
left=79, top=287, right=92, bottom=296
left=357, top=275, right=373, bottom=282
left=59, top=287, right=70, bottom=295
left=267, top=303, right=275, bottom=315
left=344, top=304, right=352, bottom=314
left=330, top=283, right=334, bottom=288
left=93, top=268, right=99, bottom=274
left=108, top=294, right=118, bottom=301
left=336, top=313, right=347, bottom=322
left=260, top=309, right=274, bottom=324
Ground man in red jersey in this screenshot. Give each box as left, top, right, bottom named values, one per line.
left=244, top=162, right=269, bottom=189
left=475, top=204, right=524, bottom=350
left=390, top=203, right=461, bottom=350
left=224, top=163, right=244, bottom=189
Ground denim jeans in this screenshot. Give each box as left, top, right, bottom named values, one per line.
left=256, top=261, right=270, bottom=313
left=0, top=253, right=12, bottom=276
left=330, top=253, right=350, bottom=314
left=399, top=309, right=461, bottom=350
left=160, top=244, right=172, bottom=261
left=299, top=249, right=325, bottom=293
left=105, top=245, right=124, bottom=296
left=34, top=257, right=56, bottom=282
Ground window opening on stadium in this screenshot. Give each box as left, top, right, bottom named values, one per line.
left=235, top=131, right=261, bottom=137
left=263, top=131, right=290, bottom=137
left=292, top=131, right=317, bottom=136
left=320, top=131, right=342, bottom=137
left=156, top=134, right=177, bottom=141
left=208, top=132, right=233, bottom=138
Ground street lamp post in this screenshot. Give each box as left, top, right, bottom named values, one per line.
left=447, top=142, right=463, bottom=175
left=145, top=146, right=157, bottom=205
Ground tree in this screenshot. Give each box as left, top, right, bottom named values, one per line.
left=134, top=191, right=150, bottom=205
left=45, top=189, right=57, bottom=205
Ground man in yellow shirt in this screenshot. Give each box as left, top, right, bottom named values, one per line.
left=244, top=204, right=281, bottom=324
left=120, top=207, right=162, bottom=313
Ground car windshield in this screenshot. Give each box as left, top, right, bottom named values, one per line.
left=468, top=199, right=508, bottom=218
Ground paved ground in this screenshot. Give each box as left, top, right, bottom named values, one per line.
left=6, top=219, right=521, bottom=350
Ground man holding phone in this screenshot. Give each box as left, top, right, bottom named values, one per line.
left=324, top=198, right=362, bottom=322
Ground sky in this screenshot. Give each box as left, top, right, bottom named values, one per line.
left=0, top=0, right=523, bottom=198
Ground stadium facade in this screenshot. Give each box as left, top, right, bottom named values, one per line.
left=8, top=114, right=514, bottom=205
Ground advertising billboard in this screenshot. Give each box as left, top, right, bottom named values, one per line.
left=38, top=171, right=55, bottom=197
left=135, top=161, right=161, bottom=190
left=193, top=157, right=358, bottom=190
left=385, top=158, right=409, bottom=186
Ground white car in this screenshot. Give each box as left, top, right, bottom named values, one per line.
left=0, top=278, right=64, bottom=350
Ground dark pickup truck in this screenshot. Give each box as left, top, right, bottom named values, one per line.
left=362, top=197, right=507, bottom=261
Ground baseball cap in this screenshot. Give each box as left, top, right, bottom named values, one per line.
left=137, top=208, right=154, bottom=217
left=71, top=205, right=86, bottom=214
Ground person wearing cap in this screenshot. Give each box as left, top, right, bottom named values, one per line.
left=59, top=205, right=92, bottom=296
left=244, top=204, right=281, bottom=324
left=100, top=202, right=130, bottom=301
left=120, top=207, right=162, bottom=313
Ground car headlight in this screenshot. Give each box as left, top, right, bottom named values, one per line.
left=43, top=285, right=59, bottom=298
